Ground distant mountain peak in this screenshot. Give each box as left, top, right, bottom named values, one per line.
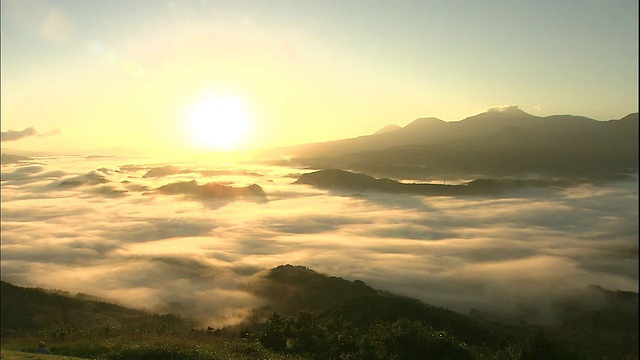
left=403, top=117, right=446, bottom=130
left=374, top=124, right=402, bottom=135
left=486, top=105, right=526, bottom=114
left=461, top=105, right=538, bottom=124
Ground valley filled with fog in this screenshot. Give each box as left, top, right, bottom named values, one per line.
left=1, top=154, right=637, bottom=328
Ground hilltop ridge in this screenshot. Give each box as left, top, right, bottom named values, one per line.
left=1, top=265, right=637, bottom=359
left=264, top=107, right=638, bottom=180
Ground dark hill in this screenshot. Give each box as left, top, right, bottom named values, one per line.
left=1, top=153, right=31, bottom=165
left=155, top=180, right=266, bottom=200
left=294, top=169, right=503, bottom=195
left=248, top=264, right=638, bottom=359
left=249, top=265, right=378, bottom=316
left=323, top=293, right=511, bottom=347
left=248, top=265, right=514, bottom=349
left=374, top=124, right=401, bottom=134
left=0, top=281, right=193, bottom=338
left=551, top=286, right=639, bottom=359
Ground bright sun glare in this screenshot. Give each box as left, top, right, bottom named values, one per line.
left=187, top=94, right=251, bottom=150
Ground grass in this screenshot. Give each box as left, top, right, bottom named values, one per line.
left=0, top=349, right=89, bottom=360
left=1, top=333, right=303, bottom=360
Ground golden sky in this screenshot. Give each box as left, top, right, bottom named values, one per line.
left=1, top=0, right=638, bottom=155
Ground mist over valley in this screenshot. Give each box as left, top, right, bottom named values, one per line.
left=2, top=108, right=637, bottom=334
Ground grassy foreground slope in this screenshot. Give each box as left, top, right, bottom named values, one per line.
left=0, top=349, right=89, bottom=360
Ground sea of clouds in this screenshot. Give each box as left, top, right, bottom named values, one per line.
left=1, top=154, right=637, bottom=327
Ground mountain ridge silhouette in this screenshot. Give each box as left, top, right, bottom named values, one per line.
left=267, top=107, right=638, bottom=180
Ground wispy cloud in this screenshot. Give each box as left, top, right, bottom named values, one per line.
left=1, top=127, right=61, bottom=143
left=1, top=127, right=38, bottom=142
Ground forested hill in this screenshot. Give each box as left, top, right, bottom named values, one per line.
left=0, top=280, right=164, bottom=337
left=293, top=168, right=573, bottom=196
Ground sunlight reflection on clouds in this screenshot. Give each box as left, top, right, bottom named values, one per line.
left=0, top=155, right=637, bottom=326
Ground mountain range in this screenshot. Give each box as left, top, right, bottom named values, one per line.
left=264, top=106, right=638, bottom=180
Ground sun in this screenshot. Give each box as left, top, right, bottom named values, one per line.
left=187, top=94, right=251, bottom=150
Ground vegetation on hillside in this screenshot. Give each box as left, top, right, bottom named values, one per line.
left=1, top=265, right=637, bottom=359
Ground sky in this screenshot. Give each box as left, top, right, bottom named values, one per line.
left=1, top=0, right=639, bottom=154
left=1, top=155, right=637, bottom=327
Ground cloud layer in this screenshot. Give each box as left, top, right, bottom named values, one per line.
left=1, top=155, right=637, bottom=327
